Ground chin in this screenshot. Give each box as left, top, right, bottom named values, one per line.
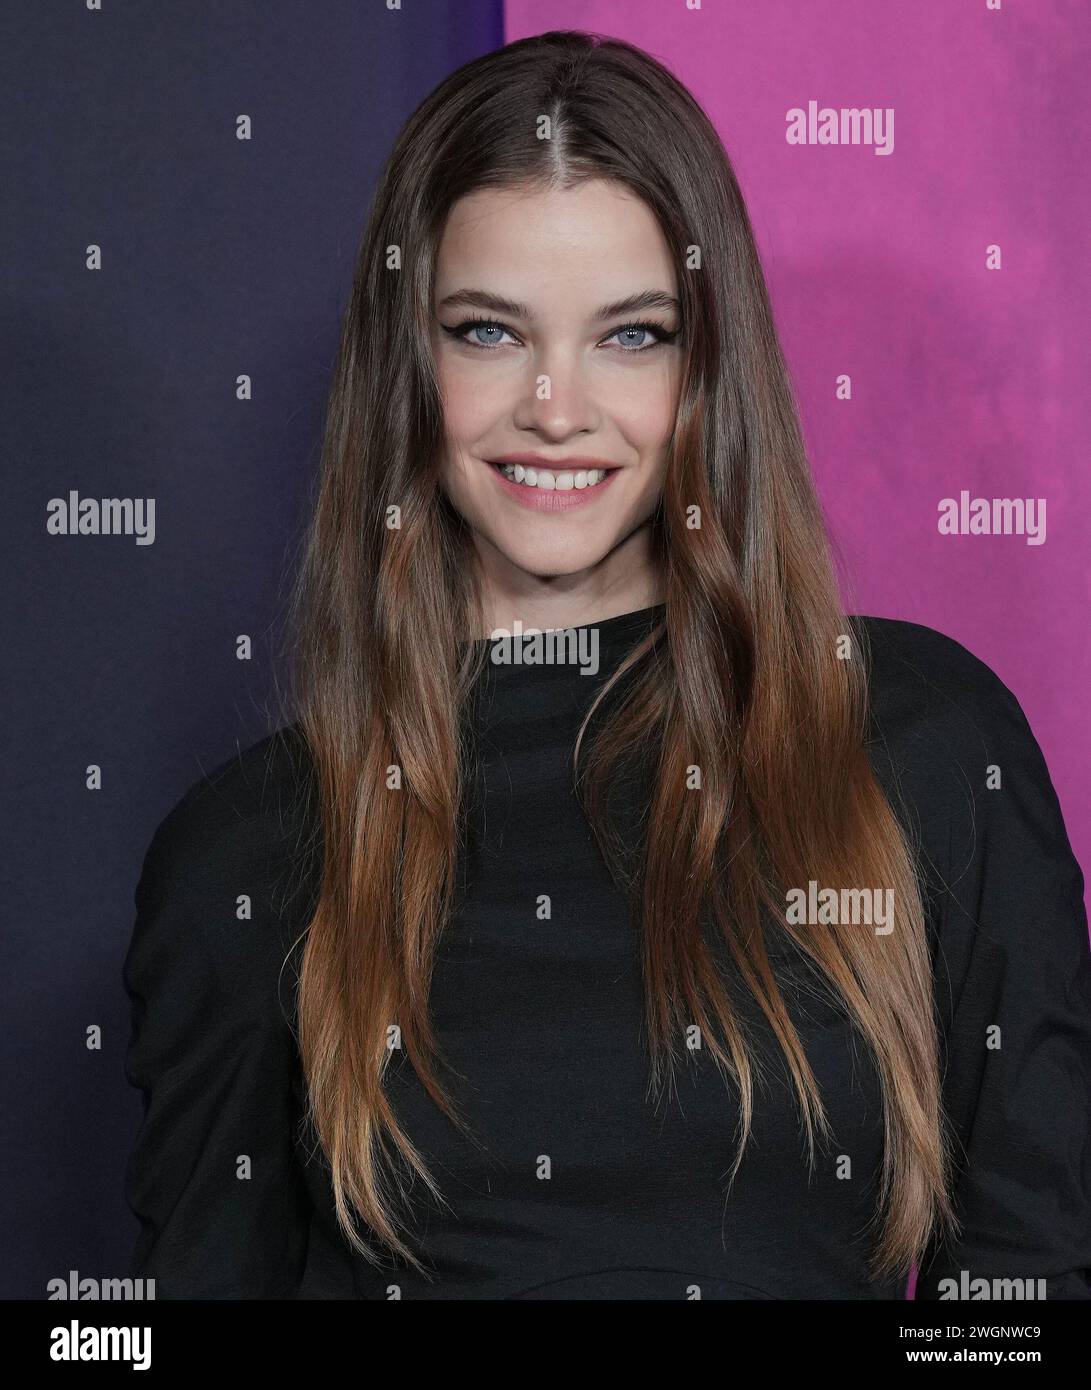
left=483, top=531, right=616, bottom=582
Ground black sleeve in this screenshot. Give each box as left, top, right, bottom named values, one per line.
left=903, top=636, right=1091, bottom=1300
left=122, top=776, right=314, bottom=1298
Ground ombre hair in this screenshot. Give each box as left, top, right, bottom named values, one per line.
left=281, top=29, right=958, bottom=1283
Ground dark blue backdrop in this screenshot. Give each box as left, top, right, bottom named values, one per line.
left=1, top=0, right=503, bottom=1300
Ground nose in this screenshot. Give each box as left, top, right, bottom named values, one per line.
left=511, top=351, right=602, bottom=441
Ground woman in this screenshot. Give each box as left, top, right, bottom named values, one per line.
left=123, top=30, right=1091, bottom=1300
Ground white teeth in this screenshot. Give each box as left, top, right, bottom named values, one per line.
left=498, top=464, right=609, bottom=490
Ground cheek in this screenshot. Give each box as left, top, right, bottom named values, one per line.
left=609, top=365, right=679, bottom=452
left=436, top=355, right=511, bottom=450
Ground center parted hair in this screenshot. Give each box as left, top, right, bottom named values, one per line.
left=282, top=29, right=958, bottom=1282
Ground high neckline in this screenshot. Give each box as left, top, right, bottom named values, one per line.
left=465, top=602, right=665, bottom=695
left=470, top=602, right=665, bottom=650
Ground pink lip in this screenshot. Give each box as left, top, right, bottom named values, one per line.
left=486, top=460, right=620, bottom=511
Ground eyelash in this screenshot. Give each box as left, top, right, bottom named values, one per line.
left=441, top=317, right=679, bottom=354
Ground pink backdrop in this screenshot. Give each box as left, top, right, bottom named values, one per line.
left=505, top=0, right=1091, bottom=895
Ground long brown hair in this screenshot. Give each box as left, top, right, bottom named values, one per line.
left=282, top=29, right=958, bottom=1284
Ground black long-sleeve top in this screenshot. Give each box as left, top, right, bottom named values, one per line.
left=122, top=608, right=1091, bottom=1299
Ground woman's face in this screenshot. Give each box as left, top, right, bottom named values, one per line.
left=431, top=178, right=683, bottom=597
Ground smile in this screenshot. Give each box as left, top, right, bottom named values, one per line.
left=487, top=461, right=619, bottom=511
left=498, top=463, right=610, bottom=491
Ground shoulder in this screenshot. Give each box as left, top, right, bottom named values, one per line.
left=127, top=726, right=321, bottom=1008
left=847, top=616, right=1084, bottom=956
left=137, top=724, right=319, bottom=902
left=846, top=615, right=1078, bottom=892
left=847, top=615, right=1048, bottom=816
left=849, top=614, right=1029, bottom=745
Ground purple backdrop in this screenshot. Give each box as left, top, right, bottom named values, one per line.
left=507, top=0, right=1091, bottom=896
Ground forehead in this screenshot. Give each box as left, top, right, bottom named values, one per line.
left=433, top=179, right=676, bottom=303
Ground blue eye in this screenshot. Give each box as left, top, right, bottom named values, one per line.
left=607, top=323, right=672, bottom=351
left=467, top=321, right=515, bottom=347
left=439, top=317, right=678, bottom=353
left=441, top=318, right=517, bottom=349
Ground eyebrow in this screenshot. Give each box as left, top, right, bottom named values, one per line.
left=436, top=288, right=681, bottom=321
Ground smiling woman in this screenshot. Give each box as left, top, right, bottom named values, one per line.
left=431, top=181, right=680, bottom=598
left=123, top=29, right=1091, bottom=1301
